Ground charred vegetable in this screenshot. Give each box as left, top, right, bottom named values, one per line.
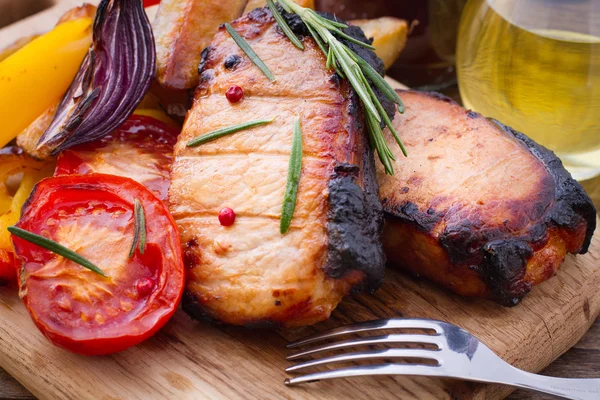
left=37, top=0, right=155, bottom=155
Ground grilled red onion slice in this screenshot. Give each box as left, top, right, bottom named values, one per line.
left=37, top=0, right=155, bottom=155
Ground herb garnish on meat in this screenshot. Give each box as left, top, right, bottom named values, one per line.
left=280, top=118, right=303, bottom=234
left=225, top=23, right=276, bottom=82
left=186, top=119, right=274, bottom=147
left=274, top=0, right=407, bottom=175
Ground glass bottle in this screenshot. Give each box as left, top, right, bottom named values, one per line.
left=457, top=0, right=600, bottom=180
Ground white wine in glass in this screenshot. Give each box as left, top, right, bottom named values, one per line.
left=457, top=0, right=600, bottom=180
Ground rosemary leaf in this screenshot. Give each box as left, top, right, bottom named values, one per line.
left=321, top=18, right=348, bottom=30
left=332, top=41, right=380, bottom=120
left=305, top=23, right=328, bottom=57
left=355, top=56, right=405, bottom=109
left=267, top=0, right=304, bottom=50
left=278, top=0, right=406, bottom=174
left=280, top=117, right=303, bottom=234
left=187, top=119, right=274, bottom=147
left=8, top=226, right=106, bottom=277
left=366, top=113, right=394, bottom=174
left=306, top=10, right=347, bottom=30
left=361, top=74, right=408, bottom=157
left=278, top=0, right=291, bottom=12
left=129, top=205, right=140, bottom=258
left=331, top=28, right=376, bottom=50
left=131, top=199, right=147, bottom=256
left=225, top=23, right=276, bottom=82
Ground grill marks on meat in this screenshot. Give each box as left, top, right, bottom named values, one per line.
left=378, top=90, right=596, bottom=306
left=169, top=8, right=385, bottom=327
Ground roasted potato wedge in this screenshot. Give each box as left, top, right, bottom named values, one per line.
left=243, top=0, right=314, bottom=14
left=350, top=17, right=407, bottom=69
left=153, top=0, right=247, bottom=90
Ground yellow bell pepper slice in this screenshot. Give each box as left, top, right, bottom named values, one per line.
left=0, top=18, right=93, bottom=148
left=0, top=150, right=54, bottom=252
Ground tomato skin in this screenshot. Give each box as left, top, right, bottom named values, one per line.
left=0, top=249, right=16, bottom=285
left=13, top=174, right=184, bottom=355
left=55, top=115, right=179, bottom=203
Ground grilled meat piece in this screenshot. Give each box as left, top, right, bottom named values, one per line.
left=378, top=91, right=596, bottom=306
left=169, top=8, right=386, bottom=327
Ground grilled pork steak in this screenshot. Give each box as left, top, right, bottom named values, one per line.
left=169, top=8, right=385, bottom=327
left=378, top=90, right=596, bottom=306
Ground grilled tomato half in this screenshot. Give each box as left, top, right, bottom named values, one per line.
left=12, top=174, right=184, bottom=355
left=55, top=115, right=179, bottom=203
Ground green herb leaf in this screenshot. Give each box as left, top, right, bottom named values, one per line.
left=267, top=0, right=304, bottom=50
left=129, top=201, right=141, bottom=258
left=225, top=23, right=276, bottom=82
left=8, top=226, right=106, bottom=277
left=355, top=56, right=405, bottom=110
left=280, top=117, right=303, bottom=234
left=278, top=0, right=407, bottom=174
left=331, top=28, right=376, bottom=50
left=187, top=119, right=274, bottom=147
left=129, top=199, right=147, bottom=257
left=360, top=74, right=408, bottom=157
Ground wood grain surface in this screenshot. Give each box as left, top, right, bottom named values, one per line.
left=0, top=217, right=598, bottom=400
left=2, top=322, right=599, bottom=399
left=1, top=1, right=599, bottom=399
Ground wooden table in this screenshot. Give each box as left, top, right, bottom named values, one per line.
left=1, top=1, right=599, bottom=398
left=0, top=319, right=598, bottom=399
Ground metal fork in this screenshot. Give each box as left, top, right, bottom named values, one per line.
left=284, top=318, right=600, bottom=400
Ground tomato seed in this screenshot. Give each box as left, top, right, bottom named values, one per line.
left=218, top=207, right=236, bottom=226
left=225, top=86, right=244, bottom=103
left=136, top=277, right=155, bottom=297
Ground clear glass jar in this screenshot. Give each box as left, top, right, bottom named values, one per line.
left=457, top=0, right=600, bottom=180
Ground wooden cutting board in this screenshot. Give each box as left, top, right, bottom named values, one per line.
left=1, top=2, right=599, bottom=399
left=0, top=220, right=597, bottom=400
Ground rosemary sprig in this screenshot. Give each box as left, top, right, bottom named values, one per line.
left=267, top=0, right=304, bottom=50
left=280, top=117, right=303, bottom=234
left=224, top=23, right=276, bottom=82
left=129, top=199, right=146, bottom=257
left=138, top=200, right=146, bottom=255
left=276, top=0, right=407, bottom=174
left=187, top=119, right=274, bottom=147
left=8, top=226, right=106, bottom=277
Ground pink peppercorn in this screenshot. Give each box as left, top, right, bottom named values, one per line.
left=225, top=85, right=244, bottom=103
left=218, top=207, right=236, bottom=226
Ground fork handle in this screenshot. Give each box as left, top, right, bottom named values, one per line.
left=506, top=369, right=600, bottom=400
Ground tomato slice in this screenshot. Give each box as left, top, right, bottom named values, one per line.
left=13, top=174, right=184, bottom=355
left=0, top=249, right=16, bottom=285
left=55, top=115, right=179, bottom=203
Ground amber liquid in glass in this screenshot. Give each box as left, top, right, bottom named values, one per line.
left=457, top=0, right=600, bottom=179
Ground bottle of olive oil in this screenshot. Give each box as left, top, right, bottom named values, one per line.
left=457, top=0, right=600, bottom=180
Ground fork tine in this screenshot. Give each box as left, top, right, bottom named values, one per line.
left=284, top=363, right=446, bottom=385
left=287, top=333, right=443, bottom=360
left=287, top=318, right=444, bottom=348
left=286, top=348, right=440, bottom=372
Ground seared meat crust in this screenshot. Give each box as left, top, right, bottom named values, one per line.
left=169, top=8, right=385, bottom=327
left=378, top=90, right=596, bottom=306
